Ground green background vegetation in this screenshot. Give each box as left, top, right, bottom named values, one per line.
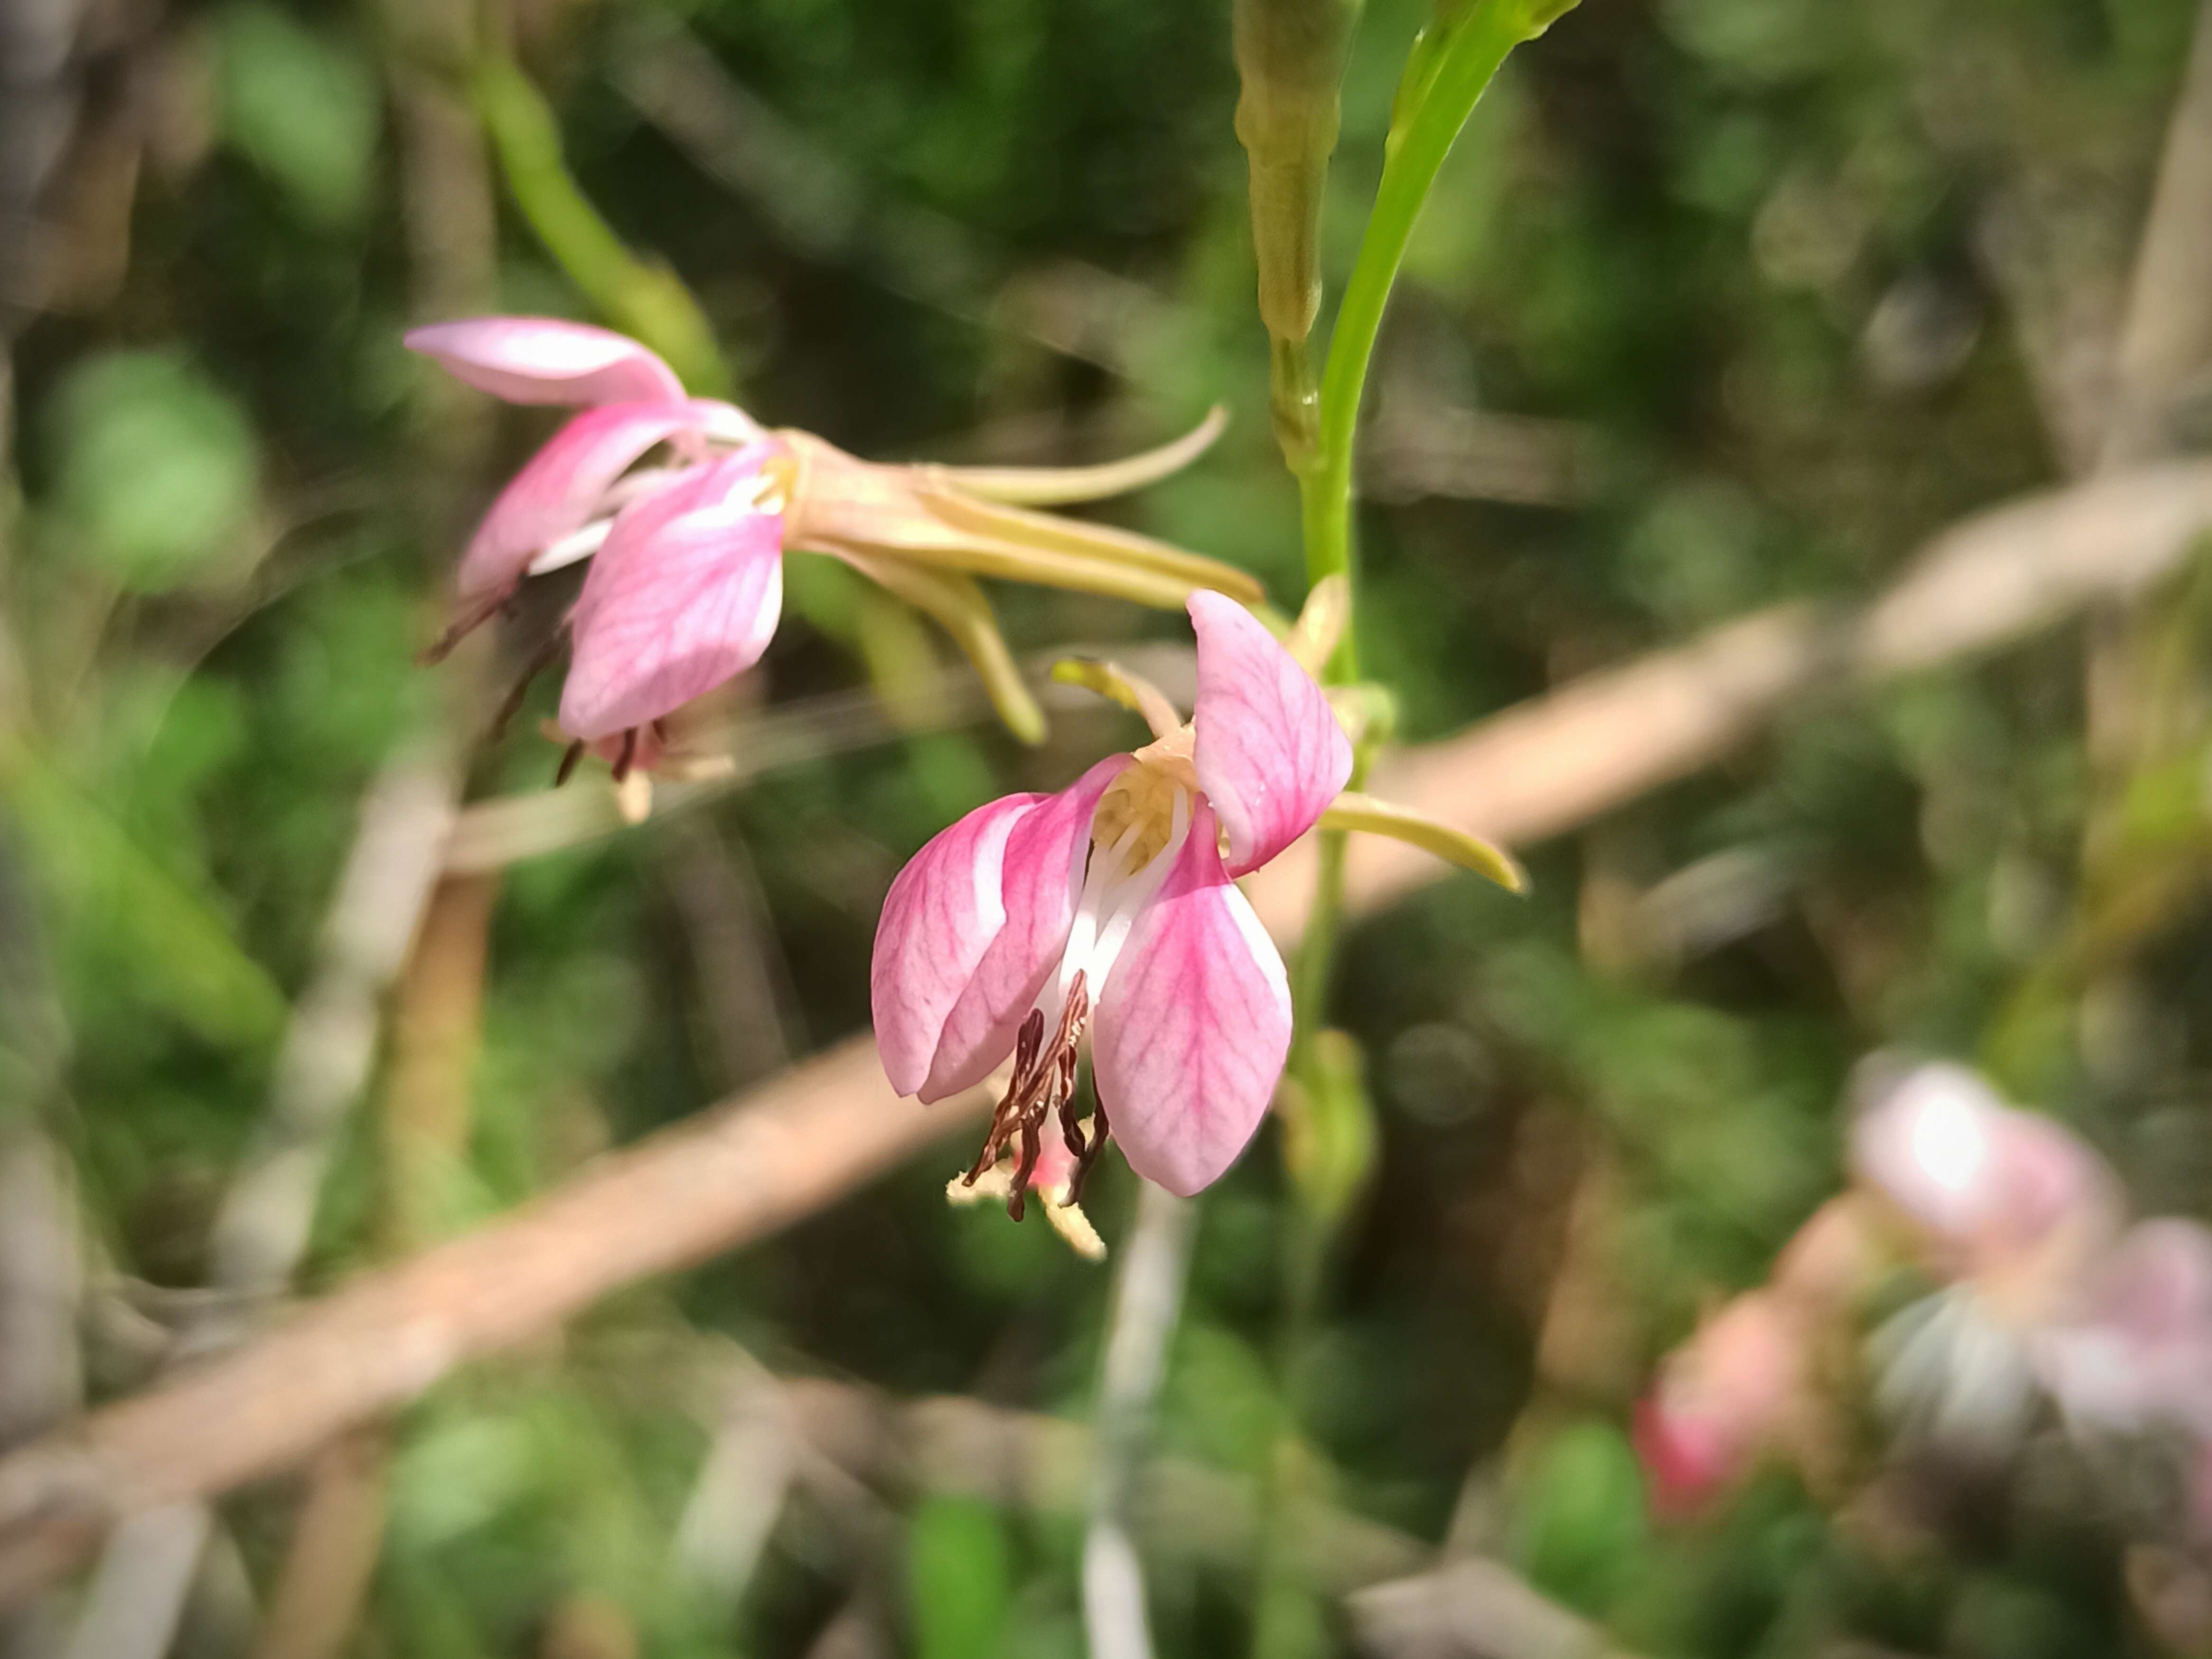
left=4, top=0, right=2210, bottom=1653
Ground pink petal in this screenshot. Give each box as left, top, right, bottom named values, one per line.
left=1092, top=802, right=1290, bottom=1195
left=1188, top=590, right=1352, bottom=877
left=1849, top=1062, right=2013, bottom=1240
left=558, top=455, right=787, bottom=739
left=1634, top=1395, right=1739, bottom=1520
left=2101, top=1220, right=2212, bottom=1337
left=2044, top=1221, right=2212, bottom=1434
left=871, top=792, right=1050, bottom=1097
left=1984, top=1111, right=2117, bottom=1247
left=919, top=757, right=1129, bottom=1103
left=455, top=403, right=703, bottom=610
left=405, top=316, right=687, bottom=406
left=1637, top=1292, right=1803, bottom=1518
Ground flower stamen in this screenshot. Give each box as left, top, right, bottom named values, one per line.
left=965, top=969, right=1093, bottom=1221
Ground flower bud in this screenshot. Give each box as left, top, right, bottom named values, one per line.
left=1233, top=0, right=1362, bottom=459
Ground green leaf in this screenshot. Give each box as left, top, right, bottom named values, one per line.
left=47, top=351, right=258, bottom=592
left=1513, top=1421, right=1650, bottom=1616
left=4, top=748, right=286, bottom=1049
left=216, top=3, right=380, bottom=228
left=908, top=1496, right=1013, bottom=1659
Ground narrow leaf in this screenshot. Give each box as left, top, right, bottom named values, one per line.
left=1318, top=789, right=1527, bottom=892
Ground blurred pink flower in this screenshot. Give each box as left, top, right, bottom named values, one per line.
left=406, top=318, right=765, bottom=653
left=1849, top=1061, right=2120, bottom=1295
left=1849, top=1062, right=2124, bottom=1454
left=2038, top=1219, right=2212, bottom=1440
left=1635, top=1292, right=1808, bottom=1518
left=871, top=591, right=1351, bottom=1201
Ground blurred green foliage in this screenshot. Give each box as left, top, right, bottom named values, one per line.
left=5, top=0, right=2212, bottom=1653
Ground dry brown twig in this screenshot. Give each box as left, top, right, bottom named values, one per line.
left=1348, top=1557, right=1633, bottom=1659
left=56, top=736, right=463, bottom=1659
left=781, top=1379, right=1426, bottom=1597
left=2, top=459, right=2212, bottom=1603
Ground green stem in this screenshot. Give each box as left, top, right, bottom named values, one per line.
left=1298, top=0, right=1544, bottom=681
left=1291, top=805, right=1350, bottom=1057
left=473, top=56, right=731, bottom=398
left=1260, top=13, right=1569, bottom=1655
left=1289, top=0, right=1554, bottom=1052
left=1248, top=1210, right=1331, bottom=1659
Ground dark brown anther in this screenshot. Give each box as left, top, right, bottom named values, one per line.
left=1007, top=1116, right=1044, bottom=1222
left=487, top=627, right=570, bottom=743
left=553, top=740, right=587, bottom=786
left=965, top=1009, right=1046, bottom=1187
left=963, top=971, right=1097, bottom=1213
left=651, top=718, right=669, bottom=743
left=611, top=728, right=639, bottom=782
left=418, top=587, right=511, bottom=666
left=1067, top=1092, right=1110, bottom=1205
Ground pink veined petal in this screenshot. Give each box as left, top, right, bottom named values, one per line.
left=871, top=792, right=1050, bottom=1098
left=919, top=757, right=1130, bottom=1103
left=455, top=403, right=703, bottom=609
left=1187, top=590, right=1352, bottom=877
left=558, top=455, right=788, bottom=739
left=405, top=316, right=687, bottom=407
left=1091, top=802, right=1291, bottom=1196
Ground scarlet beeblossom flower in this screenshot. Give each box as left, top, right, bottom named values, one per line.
left=1843, top=1061, right=2126, bottom=1454
left=1632, top=1196, right=1879, bottom=1516
left=870, top=585, right=1522, bottom=1228
left=1634, top=1291, right=1810, bottom=1518
left=405, top=315, right=1257, bottom=781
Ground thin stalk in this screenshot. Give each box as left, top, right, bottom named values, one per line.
left=1290, top=821, right=1350, bottom=1056
left=1248, top=1212, right=1331, bottom=1659
left=1084, top=1182, right=1199, bottom=1659
left=1264, top=9, right=1569, bottom=1650
left=1290, top=0, right=1563, bottom=1056
left=1299, top=0, right=1550, bottom=678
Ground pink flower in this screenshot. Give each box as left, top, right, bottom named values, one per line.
left=2037, top=1219, right=2212, bottom=1439
left=406, top=318, right=764, bottom=651
left=871, top=587, right=1524, bottom=1206
left=407, top=316, right=1263, bottom=780
left=871, top=592, right=1343, bottom=1199
left=1635, top=1292, right=1808, bottom=1518
left=406, top=317, right=781, bottom=772
left=1848, top=1061, right=2120, bottom=1292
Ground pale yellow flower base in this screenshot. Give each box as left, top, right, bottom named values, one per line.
left=946, top=1168, right=1106, bottom=1261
